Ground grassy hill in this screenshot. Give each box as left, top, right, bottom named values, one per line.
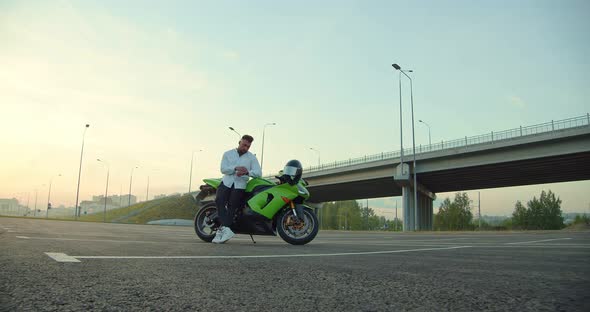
left=79, top=194, right=198, bottom=224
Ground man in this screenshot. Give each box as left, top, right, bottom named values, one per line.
left=213, top=134, right=262, bottom=243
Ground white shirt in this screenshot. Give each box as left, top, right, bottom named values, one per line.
left=220, top=148, right=262, bottom=189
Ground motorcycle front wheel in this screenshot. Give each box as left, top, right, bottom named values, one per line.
left=276, top=207, right=319, bottom=245
left=194, top=203, right=219, bottom=242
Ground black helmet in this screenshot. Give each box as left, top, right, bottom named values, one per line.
left=283, top=159, right=303, bottom=185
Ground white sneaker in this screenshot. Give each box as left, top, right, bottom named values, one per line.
left=218, top=227, right=235, bottom=243
left=212, top=227, right=225, bottom=244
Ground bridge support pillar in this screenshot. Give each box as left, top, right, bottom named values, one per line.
left=394, top=161, right=436, bottom=231
left=402, top=186, right=434, bottom=231
left=308, top=202, right=324, bottom=229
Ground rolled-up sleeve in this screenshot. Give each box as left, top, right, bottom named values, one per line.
left=220, top=151, right=235, bottom=175
left=248, top=155, right=262, bottom=178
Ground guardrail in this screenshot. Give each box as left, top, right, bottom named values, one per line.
left=304, top=113, right=590, bottom=173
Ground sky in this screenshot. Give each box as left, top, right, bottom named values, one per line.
left=1, top=0, right=589, bottom=218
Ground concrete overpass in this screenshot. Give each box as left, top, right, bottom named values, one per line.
left=301, top=114, right=590, bottom=231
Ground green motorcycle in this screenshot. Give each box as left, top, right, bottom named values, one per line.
left=194, top=160, right=319, bottom=245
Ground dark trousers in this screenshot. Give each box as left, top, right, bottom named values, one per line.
left=215, top=183, right=245, bottom=227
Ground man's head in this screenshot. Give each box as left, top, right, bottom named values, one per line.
left=237, top=135, right=254, bottom=154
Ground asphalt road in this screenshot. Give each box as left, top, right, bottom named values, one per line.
left=1, top=217, right=589, bottom=311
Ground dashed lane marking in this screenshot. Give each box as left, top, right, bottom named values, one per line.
left=505, top=238, right=572, bottom=245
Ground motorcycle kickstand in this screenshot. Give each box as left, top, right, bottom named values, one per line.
left=249, top=234, right=256, bottom=244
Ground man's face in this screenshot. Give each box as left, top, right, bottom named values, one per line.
left=237, top=139, right=251, bottom=153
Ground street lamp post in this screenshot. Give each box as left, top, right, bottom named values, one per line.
left=34, top=188, right=38, bottom=217
left=365, top=199, right=369, bottom=230
left=34, top=184, right=47, bottom=217
left=97, top=159, right=110, bottom=223
left=478, top=191, right=481, bottom=230
left=26, top=193, right=30, bottom=216
left=145, top=169, right=159, bottom=202
left=74, top=124, right=90, bottom=219
left=336, top=214, right=348, bottom=230
left=418, top=119, right=432, bottom=150
left=228, top=126, right=241, bottom=138
left=392, top=63, right=418, bottom=231
left=260, top=122, right=276, bottom=173
left=309, top=147, right=320, bottom=168
left=46, top=174, right=61, bottom=219
left=146, top=175, right=150, bottom=202
left=188, top=149, right=203, bottom=193
left=393, top=65, right=405, bottom=176
left=74, top=124, right=90, bottom=220
left=128, top=166, right=139, bottom=217
left=395, top=200, right=398, bottom=231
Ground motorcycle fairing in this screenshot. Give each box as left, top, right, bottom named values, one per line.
left=203, top=178, right=221, bottom=189
left=247, top=183, right=299, bottom=219
left=245, top=177, right=275, bottom=192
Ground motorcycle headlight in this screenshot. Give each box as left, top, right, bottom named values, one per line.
left=297, top=184, right=309, bottom=195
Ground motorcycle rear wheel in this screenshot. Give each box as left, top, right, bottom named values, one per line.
left=277, top=207, right=319, bottom=245
left=194, top=203, right=219, bottom=242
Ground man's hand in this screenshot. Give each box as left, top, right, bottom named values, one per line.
left=235, top=166, right=248, bottom=177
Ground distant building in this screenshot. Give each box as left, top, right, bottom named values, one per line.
left=80, top=194, right=137, bottom=215
left=92, top=195, right=113, bottom=204
left=47, top=206, right=75, bottom=217
left=120, top=194, right=137, bottom=206
left=0, top=198, right=21, bottom=216
left=91, top=195, right=136, bottom=207
left=88, top=194, right=137, bottom=207
left=110, top=195, right=125, bottom=207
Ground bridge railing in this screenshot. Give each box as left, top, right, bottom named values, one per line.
left=305, top=113, right=590, bottom=173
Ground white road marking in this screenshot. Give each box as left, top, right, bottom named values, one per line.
left=45, top=252, right=81, bottom=263
left=316, top=241, right=496, bottom=246
left=320, top=241, right=590, bottom=248
left=19, top=235, right=587, bottom=249
left=19, top=236, right=196, bottom=244
left=474, top=245, right=590, bottom=248
left=45, top=246, right=472, bottom=262
left=18, top=236, right=279, bottom=244
left=506, top=238, right=572, bottom=245
left=421, top=237, right=471, bottom=241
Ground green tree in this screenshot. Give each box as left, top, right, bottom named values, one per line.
left=360, top=206, right=375, bottom=230
left=512, top=200, right=528, bottom=229
left=573, top=214, right=589, bottom=225
left=537, top=190, right=564, bottom=229
left=319, top=200, right=363, bottom=230
left=320, top=200, right=404, bottom=231
left=434, top=192, right=473, bottom=231
left=386, top=218, right=403, bottom=231
left=368, top=214, right=383, bottom=230
left=510, top=190, right=564, bottom=230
